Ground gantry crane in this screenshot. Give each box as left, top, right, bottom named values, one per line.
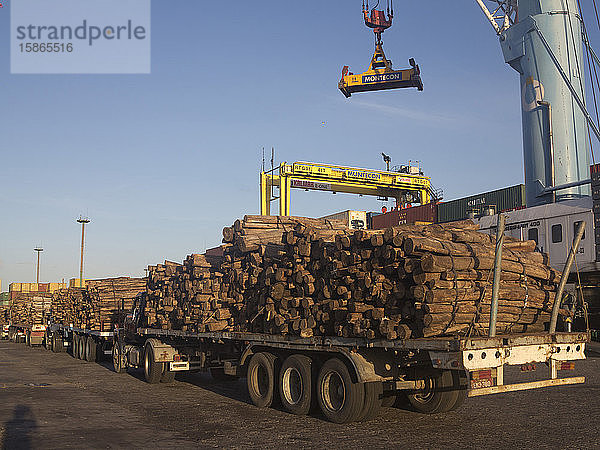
left=260, top=161, right=432, bottom=216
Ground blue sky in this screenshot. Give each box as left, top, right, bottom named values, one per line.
left=1, top=1, right=595, bottom=287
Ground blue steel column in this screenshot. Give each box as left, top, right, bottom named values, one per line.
left=500, top=0, right=590, bottom=206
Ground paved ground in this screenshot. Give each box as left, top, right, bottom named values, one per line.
left=1, top=341, right=599, bottom=449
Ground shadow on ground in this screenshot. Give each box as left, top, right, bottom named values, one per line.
left=1, top=405, right=38, bottom=450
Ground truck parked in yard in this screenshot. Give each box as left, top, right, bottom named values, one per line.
left=111, top=293, right=589, bottom=423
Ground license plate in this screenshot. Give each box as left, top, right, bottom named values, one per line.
left=471, top=379, right=494, bottom=389
left=169, top=362, right=189, bottom=372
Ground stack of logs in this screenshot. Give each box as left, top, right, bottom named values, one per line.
left=143, top=215, right=568, bottom=339
left=8, top=292, right=53, bottom=326
left=0, top=304, right=8, bottom=326
left=51, top=288, right=84, bottom=326
left=50, top=277, right=146, bottom=331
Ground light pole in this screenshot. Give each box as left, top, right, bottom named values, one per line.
left=34, top=247, right=43, bottom=285
left=77, top=217, right=90, bottom=288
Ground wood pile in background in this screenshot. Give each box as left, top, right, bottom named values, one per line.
left=8, top=292, right=53, bottom=326
left=51, top=288, right=84, bottom=326
left=143, top=215, right=569, bottom=339
left=50, top=277, right=146, bottom=331
left=0, top=304, right=8, bottom=326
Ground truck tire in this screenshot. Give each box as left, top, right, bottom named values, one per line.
left=317, top=357, right=364, bottom=424
left=112, top=341, right=126, bottom=374
left=161, top=367, right=176, bottom=383
left=407, top=370, right=457, bottom=414
left=86, top=336, right=97, bottom=362
left=445, top=370, right=468, bottom=412
left=144, top=344, right=163, bottom=384
left=381, top=393, right=397, bottom=408
left=51, top=334, right=61, bottom=353
left=357, top=381, right=383, bottom=421
left=78, top=335, right=86, bottom=360
left=247, top=352, right=278, bottom=408
left=279, top=354, right=313, bottom=415
left=72, top=334, right=79, bottom=358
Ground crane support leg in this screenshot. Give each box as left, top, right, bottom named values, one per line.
left=260, top=172, right=270, bottom=216
left=279, top=175, right=291, bottom=217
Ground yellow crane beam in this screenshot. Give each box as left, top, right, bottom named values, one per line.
left=260, top=161, right=431, bottom=216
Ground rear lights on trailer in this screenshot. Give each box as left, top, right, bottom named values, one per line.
left=470, top=368, right=497, bottom=389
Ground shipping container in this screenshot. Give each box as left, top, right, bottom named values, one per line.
left=371, top=203, right=438, bottom=229
left=437, top=184, right=525, bottom=223
left=320, top=210, right=367, bottom=230
left=366, top=212, right=382, bottom=229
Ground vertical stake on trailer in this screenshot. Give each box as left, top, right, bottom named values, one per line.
left=550, top=220, right=586, bottom=333
left=489, top=214, right=506, bottom=337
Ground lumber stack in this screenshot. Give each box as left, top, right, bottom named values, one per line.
left=78, top=277, right=146, bottom=331
left=49, top=278, right=145, bottom=331
left=144, top=216, right=349, bottom=332
left=0, top=304, right=8, bottom=326
left=142, top=216, right=569, bottom=339
left=8, top=292, right=53, bottom=326
left=51, top=288, right=85, bottom=326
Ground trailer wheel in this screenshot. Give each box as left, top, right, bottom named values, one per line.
left=75, top=335, right=83, bottom=359
left=317, top=357, right=364, bottom=424
left=160, top=366, right=176, bottom=384
left=78, top=335, right=86, bottom=360
left=445, top=370, right=468, bottom=412
left=144, top=344, right=163, bottom=384
left=407, top=370, right=457, bottom=414
left=381, top=393, right=397, bottom=408
left=112, top=341, right=126, bottom=374
left=86, top=336, right=97, bottom=362
left=357, top=381, right=383, bottom=421
left=51, top=334, right=62, bottom=353
left=279, top=354, right=313, bottom=415
left=247, top=352, right=278, bottom=408
left=72, top=334, right=79, bottom=358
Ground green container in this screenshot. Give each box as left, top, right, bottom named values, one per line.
left=437, top=184, right=526, bottom=223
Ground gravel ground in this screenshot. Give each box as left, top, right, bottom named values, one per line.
left=1, top=340, right=599, bottom=449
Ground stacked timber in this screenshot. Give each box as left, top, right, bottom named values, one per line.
left=49, top=278, right=145, bottom=331
left=78, top=277, right=146, bottom=331
left=0, top=304, right=8, bottom=326
left=142, top=216, right=568, bottom=339
left=51, top=288, right=84, bottom=326
left=144, top=216, right=350, bottom=333
left=8, top=292, right=53, bottom=326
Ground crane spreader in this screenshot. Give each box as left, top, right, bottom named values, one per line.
left=338, top=0, right=423, bottom=97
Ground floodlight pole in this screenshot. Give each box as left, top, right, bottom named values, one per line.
left=77, top=217, right=91, bottom=288
left=34, top=247, right=43, bottom=285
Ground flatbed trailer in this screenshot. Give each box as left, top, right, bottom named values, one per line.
left=115, top=308, right=589, bottom=423
left=8, top=323, right=46, bottom=346
left=46, top=323, right=114, bottom=362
